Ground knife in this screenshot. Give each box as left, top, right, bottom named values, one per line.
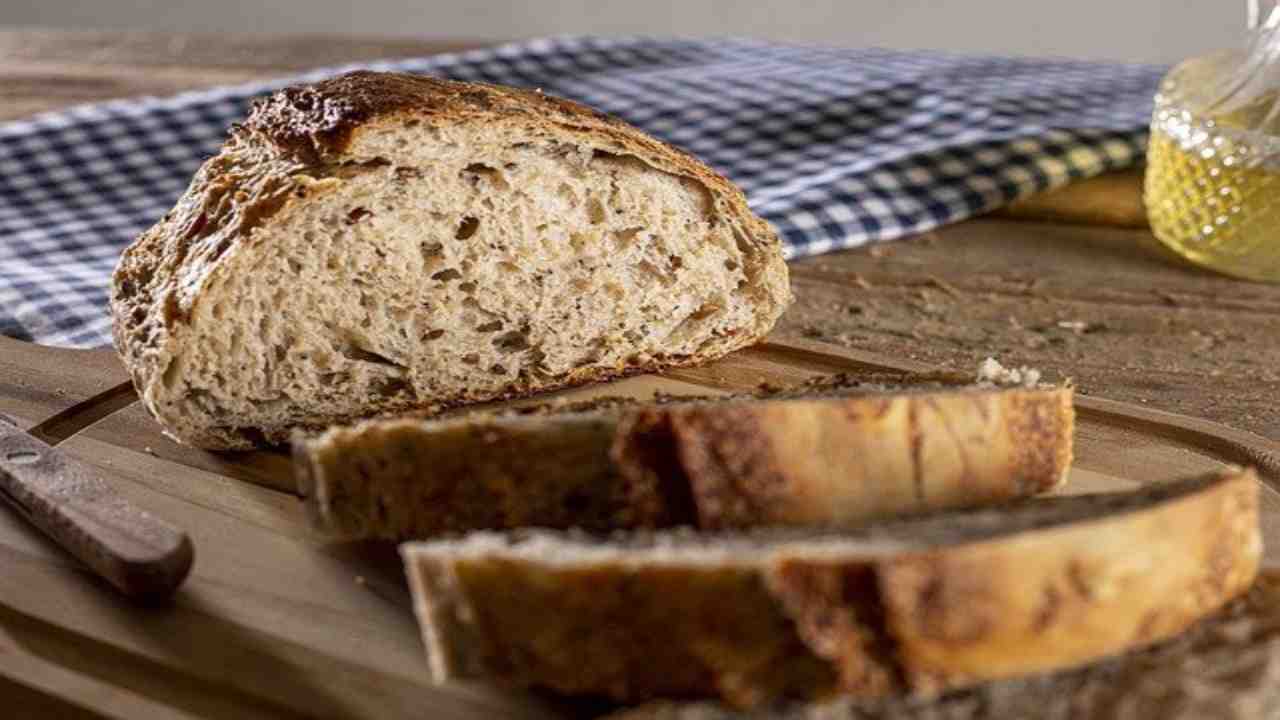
left=0, top=412, right=193, bottom=601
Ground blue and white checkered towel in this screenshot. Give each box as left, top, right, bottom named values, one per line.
left=0, top=36, right=1165, bottom=348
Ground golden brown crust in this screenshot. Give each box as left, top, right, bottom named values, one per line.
left=868, top=467, right=1260, bottom=693
left=632, top=386, right=1075, bottom=530
left=401, top=469, right=1261, bottom=709
left=1003, top=389, right=1075, bottom=495
left=604, top=571, right=1280, bottom=720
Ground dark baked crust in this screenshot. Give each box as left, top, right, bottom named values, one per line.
left=242, top=71, right=636, bottom=162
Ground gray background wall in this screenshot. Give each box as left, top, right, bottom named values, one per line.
left=0, top=1, right=1247, bottom=65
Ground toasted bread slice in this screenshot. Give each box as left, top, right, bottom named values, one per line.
left=296, top=371, right=1073, bottom=539
left=401, top=469, right=1260, bottom=708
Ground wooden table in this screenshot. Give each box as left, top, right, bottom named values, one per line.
left=3, top=28, right=1280, bottom=718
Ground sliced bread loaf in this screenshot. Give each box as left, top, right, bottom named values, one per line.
left=603, top=570, right=1280, bottom=719
left=295, top=371, right=1073, bottom=539
left=401, top=469, right=1260, bottom=708
left=110, top=71, right=791, bottom=450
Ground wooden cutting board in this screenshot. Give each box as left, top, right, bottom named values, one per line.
left=1, top=332, right=1278, bottom=720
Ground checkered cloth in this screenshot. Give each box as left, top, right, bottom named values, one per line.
left=0, top=36, right=1165, bottom=348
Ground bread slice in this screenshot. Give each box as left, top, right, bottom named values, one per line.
left=603, top=570, right=1280, bottom=719
left=400, top=469, right=1260, bottom=708
left=110, top=71, right=791, bottom=450
left=295, top=371, right=1073, bottom=540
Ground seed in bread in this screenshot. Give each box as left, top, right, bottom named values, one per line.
left=110, top=71, right=791, bottom=450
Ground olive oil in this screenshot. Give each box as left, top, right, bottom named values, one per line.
left=1145, top=54, right=1280, bottom=281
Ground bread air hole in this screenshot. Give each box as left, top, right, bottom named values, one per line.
left=371, top=376, right=413, bottom=398
left=336, top=336, right=407, bottom=370
left=612, top=227, right=642, bottom=247
left=494, top=330, right=530, bottom=353
left=463, top=163, right=509, bottom=191
left=318, top=372, right=345, bottom=387
left=455, top=216, right=480, bottom=240
left=637, top=260, right=675, bottom=287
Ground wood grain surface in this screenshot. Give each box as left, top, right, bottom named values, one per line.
left=3, top=27, right=1279, bottom=719
left=2, top=333, right=1278, bottom=719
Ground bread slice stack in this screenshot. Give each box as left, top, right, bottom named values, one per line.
left=292, top=358, right=1262, bottom=712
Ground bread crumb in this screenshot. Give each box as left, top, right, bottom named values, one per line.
left=1057, top=320, right=1105, bottom=335
left=976, top=358, right=1043, bottom=387
left=144, top=446, right=156, bottom=455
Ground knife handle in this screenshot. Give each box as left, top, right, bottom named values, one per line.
left=0, top=418, right=193, bottom=601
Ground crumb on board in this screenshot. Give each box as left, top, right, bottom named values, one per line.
left=976, top=357, right=1043, bottom=387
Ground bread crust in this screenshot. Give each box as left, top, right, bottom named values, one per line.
left=605, top=569, right=1280, bottom=720
left=110, top=71, right=791, bottom=449
left=636, top=385, right=1074, bottom=530
left=298, top=379, right=1074, bottom=540
left=400, top=469, right=1261, bottom=708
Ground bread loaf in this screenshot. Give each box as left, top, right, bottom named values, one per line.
left=296, top=371, right=1073, bottom=539
left=401, top=469, right=1260, bottom=708
left=605, top=570, right=1280, bottom=719
left=110, top=71, right=790, bottom=449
